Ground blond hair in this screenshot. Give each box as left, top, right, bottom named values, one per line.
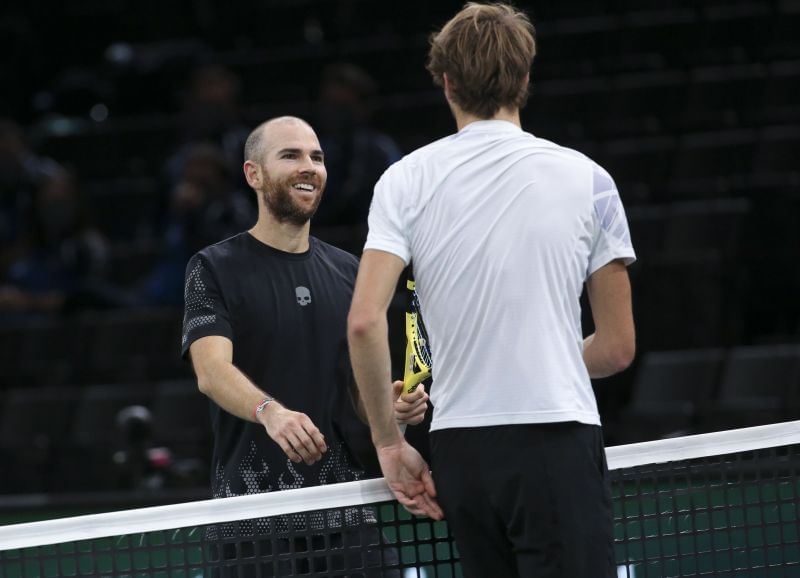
left=427, top=3, right=536, bottom=118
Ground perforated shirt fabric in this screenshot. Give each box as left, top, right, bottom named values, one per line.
left=181, top=232, right=368, bottom=500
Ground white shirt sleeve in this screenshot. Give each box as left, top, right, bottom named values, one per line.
left=588, top=163, right=637, bottom=275
left=363, top=163, right=412, bottom=264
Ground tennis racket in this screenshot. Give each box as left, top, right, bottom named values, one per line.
left=403, top=279, right=432, bottom=394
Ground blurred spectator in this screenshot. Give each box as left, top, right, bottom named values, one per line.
left=156, top=64, right=250, bottom=235
left=137, top=142, right=255, bottom=306
left=163, top=63, right=249, bottom=191
left=164, top=142, right=255, bottom=252
left=0, top=119, right=62, bottom=271
left=312, top=62, right=402, bottom=227
left=0, top=166, right=119, bottom=317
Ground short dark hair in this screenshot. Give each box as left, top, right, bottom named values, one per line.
left=244, top=123, right=267, bottom=164
left=243, top=116, right=312, bottom=164
left=427, top=3, right=536, bottom=118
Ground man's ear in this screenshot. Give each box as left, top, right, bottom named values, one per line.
left=443, top=73, right=454, bottom=102
left=243, top=160, right=262, bottom=189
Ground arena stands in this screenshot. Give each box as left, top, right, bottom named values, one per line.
left=1, top=0, right=798, bottom=501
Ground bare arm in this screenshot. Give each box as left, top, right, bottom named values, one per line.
left=348, top=250, right=443, bottom=519
left=583, top=260, right=636, bottom=378
left=347, top=250, right=406, bottom=448
left=189, top=335, right=327, bottom=465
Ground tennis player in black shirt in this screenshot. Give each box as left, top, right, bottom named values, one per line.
left=182, top=116, right=426, bottom=576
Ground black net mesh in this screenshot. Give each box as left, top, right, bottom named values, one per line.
left=2, top=434, right=800, bottom=577
left=613, top=444, right=800, bottom=577
left=0, top=501, right=459, bottom=578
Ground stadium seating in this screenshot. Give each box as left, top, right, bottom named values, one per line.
left=616, top=348, right=725, bottom=442
left=700, top=344, right=800, bottom=430
left=150, top=379, right=212, bottom=459
left=617, top=344, right=800, bottom=442
left=0, top=387, right=81, bottom=493
left=52, top=383, right=155, bottom=492
left=2, top=0, right=799, bottom=496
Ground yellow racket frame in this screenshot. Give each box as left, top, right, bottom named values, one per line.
left=403, top=280, right=431, bottom=394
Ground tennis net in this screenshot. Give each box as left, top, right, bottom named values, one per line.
left=1, top=420, right=799, bottom=577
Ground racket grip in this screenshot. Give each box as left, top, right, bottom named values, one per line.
left=403, top=372, right=427, bottom=395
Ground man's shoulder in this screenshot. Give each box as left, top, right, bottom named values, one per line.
left=310, top=237, right=359, bottom=270
left=373, top=134, right=455, bottom=191
left=189, top=232, right=250, bottom=274
left=403, top=133, right=457, bottom=165
left=528, top=134, right=611, bottom=174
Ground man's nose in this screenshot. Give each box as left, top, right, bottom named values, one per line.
left=298, top=155, right=318, bottom=172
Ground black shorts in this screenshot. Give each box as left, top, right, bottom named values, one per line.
left=430, top=422, right=615, bottom=578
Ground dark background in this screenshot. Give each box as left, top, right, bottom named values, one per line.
left=1, top=0, right=799, bottom=516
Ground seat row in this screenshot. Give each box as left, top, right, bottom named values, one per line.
left=615, top=344, right=800, bottom=443
left=0, top=308, right=189, bottom=387
left=0, top=379, right=210, bottom=494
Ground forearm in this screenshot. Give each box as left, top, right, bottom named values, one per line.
left=584, top=260, right=636, bottom=379
left=197, top=359, right=275, bottom=423
left=348, top=315, right=403, bottom=448
left=347, top=381, right=369, bottom=423
left=582, top=332, right=634, bottom=378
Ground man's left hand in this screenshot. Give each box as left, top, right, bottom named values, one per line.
left=393, top=381, right=429, bottom=425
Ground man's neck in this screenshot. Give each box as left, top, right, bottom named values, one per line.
left=249, top=210, right=311, bottom=253
left=452, top=106, right=521, bottom=131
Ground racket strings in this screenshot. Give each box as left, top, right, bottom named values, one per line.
left=409, top=315, right=432, bottom=369
left=403, top=279, right=432, bottom=393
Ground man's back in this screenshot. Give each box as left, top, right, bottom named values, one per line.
left=349, top=6, right=635, bottom=574
left=367, top=120, right=635, bottom=431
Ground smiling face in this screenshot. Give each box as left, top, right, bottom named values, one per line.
left=244, top=118, right=327, bottom=226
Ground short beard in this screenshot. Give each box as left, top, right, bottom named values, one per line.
left=261, top=177, right=322, bottom=226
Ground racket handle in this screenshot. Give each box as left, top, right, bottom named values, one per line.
left=404, top=380, right=420, bottom=395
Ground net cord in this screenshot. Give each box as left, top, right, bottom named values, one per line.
left=2, top=420, right=799, bottom=551
left=0, top=478, right=393, bottom=551
left=604, top=418, right=800, bottom=469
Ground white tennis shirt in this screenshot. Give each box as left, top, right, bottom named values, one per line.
left=365, top=120, right=636, bottom=431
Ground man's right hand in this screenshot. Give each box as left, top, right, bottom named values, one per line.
left=257, top=403, right=327, bottom=465
left=377, top=440, right=444, bottom=520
